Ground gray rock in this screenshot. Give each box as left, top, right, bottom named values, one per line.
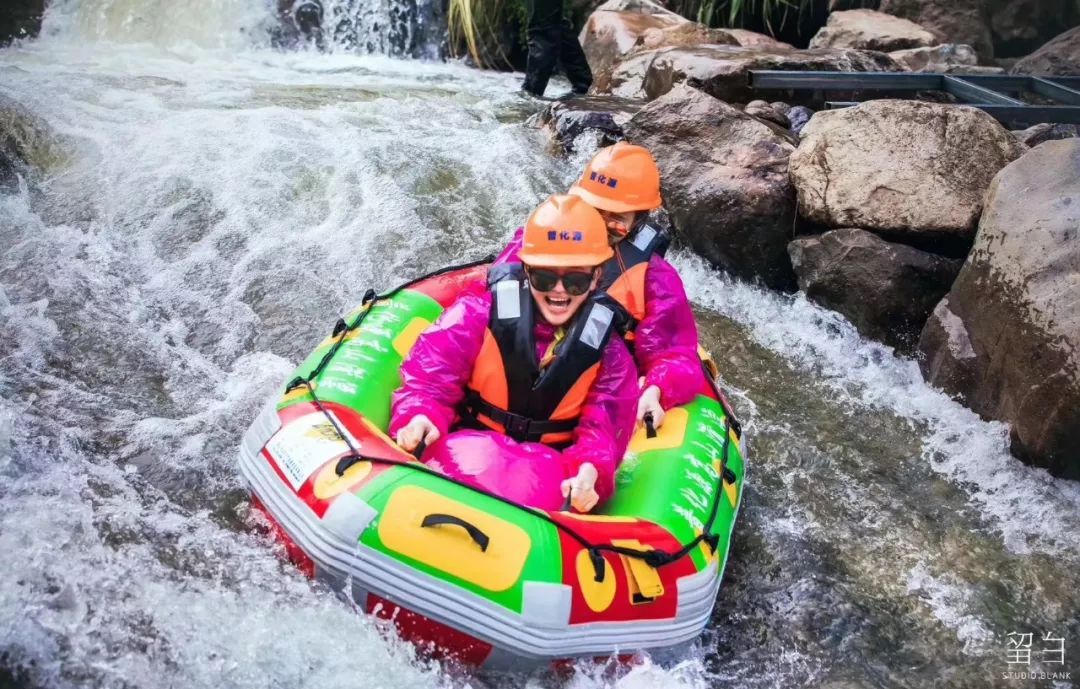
left=788, top=228, right=962, bottom=350
left=918, top=139, right=1080, bottom=479
left=788, top=106, right=815, bottom=136
left=888, top=43, right=979, bottom=71
left=771, top=101, right=793, bottom=117
left=533, top=95, right=644, bottom=151
left=1012, top=123, right=1080, bottom=148
left=0, top=94, right=72, bottom=190
left=744, top=100, right=791, bottom=128
left=789, top=100, right=1026, bottom=241
left=624, top=85, right=797, bottom=289
left=1012, top=26, right=1080, bottom=76
left=809, top=9, right=939, bottom=52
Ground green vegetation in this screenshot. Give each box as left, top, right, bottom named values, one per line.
left=666, top=0, right=812, bottom=33
left=447, top=0, right=526, bottom=69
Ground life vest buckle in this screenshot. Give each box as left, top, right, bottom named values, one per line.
left=503, top=412, right=534, bottom=439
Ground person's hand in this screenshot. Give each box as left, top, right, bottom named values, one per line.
left=636, top=385, right=665, bottom=429
left=560, top=463, right=599, bottom=512
left=394, top=414, right=440, bottom=452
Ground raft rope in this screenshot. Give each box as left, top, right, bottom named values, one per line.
left=284, top=258, right=741, bottom=584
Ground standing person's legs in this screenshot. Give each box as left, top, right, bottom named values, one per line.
left=557, top=16, right=593, bottom=94
left=522, top=0, right=563, bottom=96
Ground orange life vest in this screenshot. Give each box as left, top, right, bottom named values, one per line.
left=599, top=222, right=669, bottom=335
left=458, top=263, right=619, bottom=448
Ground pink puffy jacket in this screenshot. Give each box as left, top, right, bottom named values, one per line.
left=389, top=290, right=638, bottom=507
left=495, top=227, right=704, bottom=409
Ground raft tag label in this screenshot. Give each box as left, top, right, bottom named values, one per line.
left=266, top=412, right=360, bottom=491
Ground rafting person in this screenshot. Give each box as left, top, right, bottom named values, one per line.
left=494, top=142, right=706, bottom=431
left=390, top=195, right=637, bottom=513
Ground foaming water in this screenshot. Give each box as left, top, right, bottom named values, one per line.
left=3, top=16, right=1080, bottom=689
left=38, top=0, right=279, bottom=50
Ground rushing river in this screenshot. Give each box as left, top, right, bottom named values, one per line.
left=2, top=2, right=1079, bottom=688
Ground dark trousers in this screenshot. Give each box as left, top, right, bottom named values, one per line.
left=522, top=0, right=593, bottom=97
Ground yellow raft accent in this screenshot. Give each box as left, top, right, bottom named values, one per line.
left=612, top=539, right=664, bottom=603
left=280, top=381, right=316, bottom=405
left=313, top=460, right=372, bottom=500
left=627, top=407, right=689, bottom=453
left=392, top=317, right=434, bottom=359
left=576, top=549, right=616, bottom=612
left=379, top=486, right=531, bottom=592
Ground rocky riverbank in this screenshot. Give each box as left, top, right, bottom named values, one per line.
left=535, top=0, right=1080, bottom=479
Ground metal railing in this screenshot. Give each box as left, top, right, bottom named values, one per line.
left=746, top=71, right=1080, bottom=125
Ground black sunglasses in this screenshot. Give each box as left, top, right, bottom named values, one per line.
left=525, top=267, right=596, bottom=296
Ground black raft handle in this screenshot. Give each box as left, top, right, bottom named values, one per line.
left=643, top=412, right=657, bottom=439
left=420, top=513, right=490, bottom=552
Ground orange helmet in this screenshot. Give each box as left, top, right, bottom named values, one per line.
left=519, top=195, right=614, bottom=267
left=569, top=142, right=662, bottom=213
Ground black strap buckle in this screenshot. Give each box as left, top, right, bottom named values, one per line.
left=503, top=412, right=534, bottom=439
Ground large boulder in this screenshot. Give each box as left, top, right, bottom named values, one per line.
left=878, top=0, right=994, bottom=61
left=608, top=44, right=899, bottom=102
left=579, top=0, right=737, bottom=92
left=789, top=100, right=1025, bottom=243
left=808, top=9, right=938, bottom=52
left=623, top=85, right=797, bottom=290
left=918, top=140, right=1080, bottom=479
left=1011, top=26, right=1080, bottom=76
left=788, top=228, right=962, bottom=350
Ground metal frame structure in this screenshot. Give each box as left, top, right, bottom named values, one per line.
left=747, top=71, right=1080, bottom=126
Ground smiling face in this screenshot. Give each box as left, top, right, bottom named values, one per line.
left=525, top=265, right=600, bottom=327
left=597, top=209, right=639, bottom=244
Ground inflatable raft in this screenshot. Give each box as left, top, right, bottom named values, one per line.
left=238, top=261, right=747, bottom=669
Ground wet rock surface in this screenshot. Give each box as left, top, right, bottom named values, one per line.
left=0, top=93, right=72, bottom=191
left=624, top=85, right=797, bottom=289
left=919, top=139, right=1080, bottom=479
left=790, top=100, right=1025, bottom=242
left=533, top=94, right=644, bottom=149
left=788, top=228, right=962, bottom=351
left=0, top=0, right=43, bottom=45
left=608, top=44, right=900, bottom=103
left=808, top=9, right=939, bottom=52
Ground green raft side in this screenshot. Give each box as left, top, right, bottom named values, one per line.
left=601, top=396, right=745, bottom=573
left=356, top=467, right=565, bottom=613
left=276, top=289, right=445, bottom=427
